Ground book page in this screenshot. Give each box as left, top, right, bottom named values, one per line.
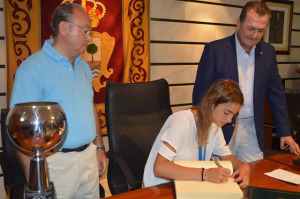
left=174, top=161, right=243, bottom=199
left=174, top=160, right=234, bottom=174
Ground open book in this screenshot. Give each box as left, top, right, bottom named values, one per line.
left=174, top=161, right=243, bottom=199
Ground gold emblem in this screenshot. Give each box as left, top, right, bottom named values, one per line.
left=61, top=0, right=106, bottom=27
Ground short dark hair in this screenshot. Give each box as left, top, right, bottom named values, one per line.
left=239, top=1, right=270, bottom=24
left=50, top=3, right=85, bottom=37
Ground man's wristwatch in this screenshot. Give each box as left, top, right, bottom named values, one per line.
left=96, top=146, right=105, bottom=151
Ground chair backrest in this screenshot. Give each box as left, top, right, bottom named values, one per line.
left=105, top=79, right=172, bottom=194
left=0, top=109, right=27, bottom=191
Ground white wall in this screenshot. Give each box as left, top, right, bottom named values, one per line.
left=150, top=0, right=300, bottom=113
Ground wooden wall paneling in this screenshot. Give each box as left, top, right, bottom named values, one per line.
left=169, top=85, right=193, bottom=105
left=150, top=0, right=184, bottom=19
left=150, top=21, right=236, bottom=42
left=285, top=79, right=300, bottom=90
left=291, top=31, right=300, bottom=46
left=150, top=43, right=204, bottom=63
left=0, top=11, right=4, bottom=36
left=278, top=63, right=300, bottom=78
left=293, top=0, right=300, bottom=13
left=0, top=40, right=5, bottom=65
left=172, top=105, right=191, bottom=113
left=277, top=48, right=300, bottom=62
left=183, top=4, right=239, bottom=24
left=278, top=64, right=300, bottom=91
left=0, top=96, right=7, bottom=111
left=190, top=0, right=250, bottom=6
left=292, top=15, right=300, bottom=29
left=0, top=68, right=5, bottom=93
left=151, top=0, right=241, bottom=24
left=150, top=65, right=198, bottom=84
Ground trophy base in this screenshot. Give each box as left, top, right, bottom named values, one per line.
left=24, top=182, right=54, bottom=199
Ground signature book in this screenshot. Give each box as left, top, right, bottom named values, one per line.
left=174, top=161, right=243, bottom=199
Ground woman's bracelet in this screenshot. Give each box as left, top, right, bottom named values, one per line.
left=201, top=168, right=205, bottom=181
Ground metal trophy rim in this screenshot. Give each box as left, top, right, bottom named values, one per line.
left=6, top=101, right=68, bottom=153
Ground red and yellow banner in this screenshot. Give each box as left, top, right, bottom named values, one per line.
left=6, top=0, right=149, bottom=133
left=123, top=0, right=149, bottom=83
left=6, top=0, right=40, bottom=102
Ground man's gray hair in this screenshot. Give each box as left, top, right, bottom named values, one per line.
left=51, top=3, right=85, bottom=37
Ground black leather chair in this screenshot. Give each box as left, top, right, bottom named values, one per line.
left=0, top=109, right=27, bottom=198
left=105, top=79, right=172, bottom=195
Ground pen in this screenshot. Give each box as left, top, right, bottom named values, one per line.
left=212, top=158, right=222, bottom=168
left=283, top=144, right=289, bottom=151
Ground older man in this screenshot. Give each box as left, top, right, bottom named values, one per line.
left=10, top=3, right=107, bottom=198
left=192, top=1, right=300, bottom=162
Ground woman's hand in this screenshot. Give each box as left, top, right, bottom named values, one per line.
left=204, top=167, right=231, bottom=183
left=220, top=154, right=250, bottom=188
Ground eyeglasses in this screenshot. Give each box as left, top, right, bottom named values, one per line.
left=66, top=20, right=93, bottom=37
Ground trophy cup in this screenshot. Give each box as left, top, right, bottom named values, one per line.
left=6, top=102, right=67, bottom=199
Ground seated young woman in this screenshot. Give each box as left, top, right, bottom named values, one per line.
left=143, top=79, right=250, bottom=188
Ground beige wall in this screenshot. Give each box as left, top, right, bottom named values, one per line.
left=150, top=0, right=300, bottom=113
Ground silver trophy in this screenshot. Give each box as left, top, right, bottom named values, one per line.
left=6, top=102, right=67, bottom=199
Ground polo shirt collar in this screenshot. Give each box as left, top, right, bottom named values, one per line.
left=42, top=39, right=82, bottom=63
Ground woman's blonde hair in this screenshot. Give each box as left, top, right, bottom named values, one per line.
left=192, top=79, right=244, bottom=146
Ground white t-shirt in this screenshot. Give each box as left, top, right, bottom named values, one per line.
left=143, top=109, right=231, bottom=187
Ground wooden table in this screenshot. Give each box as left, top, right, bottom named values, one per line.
left=105, top=154, right=300, bottom=198
left=105, top=182, right=175, bottom=199
left=265, top=152, right=300, bottom=169
left=247, top=158, right=300, bottom=193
